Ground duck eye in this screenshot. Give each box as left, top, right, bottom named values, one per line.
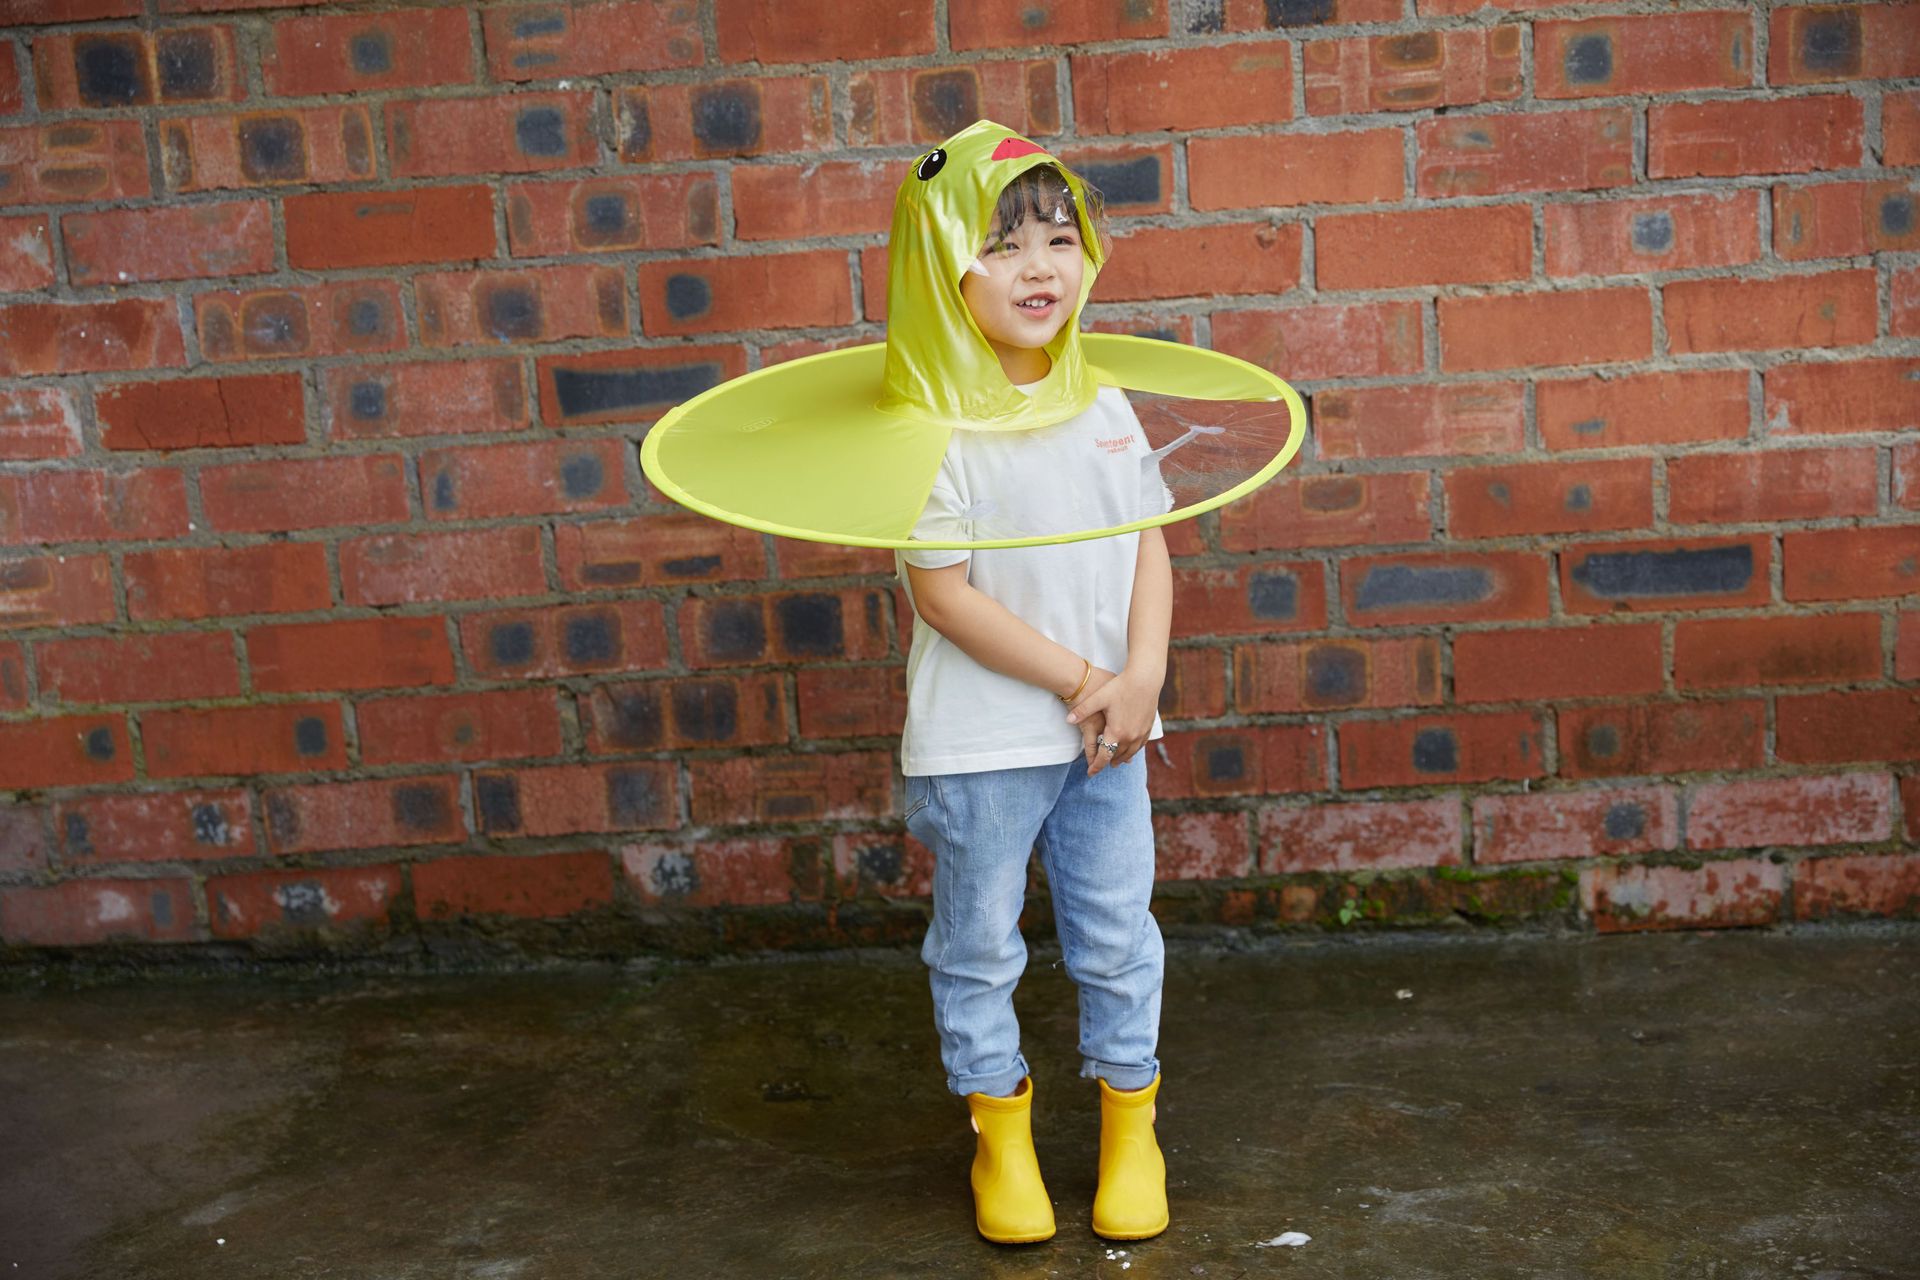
left=915, top=148, right=947, bottom=180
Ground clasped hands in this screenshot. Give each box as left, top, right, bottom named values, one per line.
left=1064, top=664, right=1156, bottom=777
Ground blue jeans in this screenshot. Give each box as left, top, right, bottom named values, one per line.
left=904, top=754, right=1163, bottom=1098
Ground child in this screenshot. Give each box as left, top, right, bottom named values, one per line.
left=891, top=123, right=1173, bottom=1246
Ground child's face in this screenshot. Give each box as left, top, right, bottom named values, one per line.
left=959, top=212, right=1086, bottom=374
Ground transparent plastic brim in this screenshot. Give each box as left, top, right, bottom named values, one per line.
left=638, top=334, right=1307, bottom=551
left=965, top=203, right=1079, bottom=279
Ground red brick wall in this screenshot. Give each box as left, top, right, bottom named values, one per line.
left=1, top=0, right=1917, bottom=957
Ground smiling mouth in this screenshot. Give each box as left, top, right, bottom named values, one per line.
left=1016, top=296, right=1057, bottom=313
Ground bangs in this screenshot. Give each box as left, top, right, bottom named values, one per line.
left=988, top=163, right=1107, bottom=249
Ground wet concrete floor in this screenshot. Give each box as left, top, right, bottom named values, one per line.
left=2, top=925, right=1917, bottom=1279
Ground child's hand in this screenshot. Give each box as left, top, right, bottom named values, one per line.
left=1066, top=665, right=1158, bottom=776
left=1076, top=704, right=1109, bottom=772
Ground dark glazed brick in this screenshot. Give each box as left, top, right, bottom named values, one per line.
left=664, top=274, right=712, bottom=321
left=649, top=850, right=697, bottom=896
left=83, top=727, right=115, bottom=760
left=622, top=96, right=652, bottom=159
left=671, top=680, right=739, bottom=743
left=489, top=622, right=537, bottom=667
left=515, top=106, right=569, bottom=157
left=63, top=812, right=93, bottom=856
left=1411, top=728, right=1458, bottom=774
left=1569, top=545, right=1753, bottom=599
left=1247, top=571, right=1298, bottom=621
left=350, top=31, right=393, bottom=75
left=1583, top=722, right=1622, bottom=761
left=582, top=193, right=632, bottom=241
left=911, top=69, right=979, bottom=141
left=392, top=783, right=451, bottom=833
left=240, top=116, right=306, bottom=182
left=703, top=600, right=766, bottom=662
left=607, top=767, right=664, bottom=826
left=279, top=880, right=326, bottom=925
left=1883, top=195, right=1914, bottom=238
left=1303, top=645, right=1365, bottom=706
left=430, top=469, right=457, bottom=512
left=293, top=716, right=329, bottom=756
left=856, top=841, right=904, bottom=885
left=75, top=35, right=147, bottom=107
left=1205, top=743, right=1247, bottom=783
left=191, top=803, right=230, bottom=845
left=478, top=282, right=541, bottom=341
left=1565, top=485, right=1592, bottom=512
left=514, top=12, right=565, bottom=37
left=1631, top=211, right=1674, bottom=254
left=559, top=453, right=604, bottom=499
left=265, top=793, right=300, bottom=845
left=475, top=774, right=523, bottom=833
left=1266, top=0, right=1333, bottom=27
left=563, top=613, right=616, bottom=663
left=349, top=380, right=387, bottom=422
left=662, top=555, right=723, bottom=578
left=691, top=83, right=761, bottom=153
left=1564, top=34, right=1613, bottom=86
left=552, top=363, right=723, bottom=419
left=776, top=594, right=844, bottom=657
left=156, top=30, right=218, bottom=99
left=1603, top=802, right=1648, bottom=840
left=1800, top=8, right=1862, bottom=76
left=599, top=686, right=665, bottom=749
left=344, top=293, right=391, bottom=339
left=1081, top=157, right=1161, bottom=207
left=1353, top=565, right=1493, bottom=612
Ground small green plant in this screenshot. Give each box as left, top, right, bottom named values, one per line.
left=1336, top=895, right=1362, bottom=926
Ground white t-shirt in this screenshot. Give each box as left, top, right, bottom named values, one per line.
left=894, top=380, right=1172, bottom=777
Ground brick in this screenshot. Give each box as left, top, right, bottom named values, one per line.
left=0, top=640, right=25, bottom=712
left=555, top=513, right=764, bottom=590
left=1539, top=369, right=1749, bottom=452
left=1213, top=300, right=1422, bottom=381
left=97, top=373, right=304, bottom=451
left=1163, top=645, right=1228, bottom=718
left=951, top=0, right=1164, bottom=51
left=0, top=714, right=132, bottom=787
left=0, top=40, right=18, bottom=113
left=247, top=616, right=455, bottom=694
left=0, top=468, right=189, bottom=545
left=0, top=298, right=185, bottom=376
left=195, top=280, right=405, bottom=361
left=1898, top=266, right=1920, bottom=338
left=1226, top=0, right=1399, bottom=26
left=688, top=750, right=892, bottom=825
left=33, top=26, right=241, bottom=109
left=773, top=539, right=895, bottom=579
left=471, top=762, right=679, bottom=836
left=1260, top=795, right=1462, bottom=873
left=1650, top=95, right=1863, bottom=178
left=1316, top=204, right=1531, bottom=290
left=1417, top=108, right=1632, bottom=197
left=623, top=836, right=822, bottom=907
left=356, top=687, right=564, bottom=766
left=1305, top=27, right=1521, bottom=115
left=39, top=631, right=240, bottom=704
left=1667, top=270, right=1876, bottom=354
left=1340, top=709, right=1546, bottom=789
left=1777, top=690, right=1920, bottom=765
left=415, top=263, right=626, bottom=347
left=1217, top=472, right=1429, bottom=553
left=1144, top=724, right=1326, bottom=801
left=201, top=454, right=408, bottom=533
left=581, top=672, right=787, bottom=752
left=1074, top=43, right=1290, bottom=134
left=262, top=6, right=472, bottom=94
left=1439, top=288, right=1651, bottom=371
left=0, top=0, right=137, bottom=18
left=459, top=599, right=669, bottom=679
left=1345, top=550, right=1551, bottom=626
left=420, top=438, right=627, bottom=520
left=638, top=251, right=851, bottom=336
left=734, top=159, right=898, bottom=242
left=0, top=877, right=196, bottom=946
left=144, top=702, right=346, bottom=778
left=537, top=343, right=748, bottom=427
left=1095, top=222, right=1301, bottom=301
left=340, top=527, right=547, bottom=606
left=414, top=850, right=615, bottom=921
left=63, top=200, right=271, bottom=285
left=1170, top=559, right=1327, bottom=638
left=1581, top=858, right=1783, bottom=932
left=1688, top=772, right=1893, bottom=850
left=1900, top=444, right=1920, bottom=512
left=1153, top=811, right=1255, bottom=882
left=0, top=386, right=79, bottom=462
left=1795, top=853, right=1920, bottom=920
left=1676, top=613, right=1881, bottom=692
left=848, top=60, right=1058, bottom=148
left=1769, top=4, right=1920, bottom=85
left=1545, top=191, right=1762, bottom=278
left=0, top=118, right=149, bottom=205
left=1774, top=180, right=1920, bottom=261
left=325, top=358, right=530, bottom=440
left=1313, top=383, right=1525, bottom=459
left=1561, top=535, right=1771, bottom=614
left=508, top=172, right=718, bottom=256
left=0, top=554, right=115, bottom=630
left=719, top=0, right=935, bottom=61
left=1668, top=447, right=1878, bottom=525
left=1189, top=129, right=1402, bottom=210
left=160, top=106, right=376, bottom=192
left=285, top=185, right=494, bottom=270
left=262, top=775, right=463, bottom=854
left=124, top=542, right=328, bottom=621
left=0, top=213, right=53, bottom=290
left=831, top=831, right=934, bottom=899
left=1445, top=457, right=1653, bottom=540
left=797, top=664, right=906, bottom=739
left=1455, top=623, right=1662, bottom=702
left=54, top=788, right=251, bottom=863
left=482, top=0, right=702, bottom=81
left=1232, top=635, right=1442, bottom=714
left=1558, top=698, right=1765, bottom=778
left=617, top=76, right=832, bottom=162
left=1473, top=785, right=1678, bottom=865
left=387, top=91, right=595, bottom=178
left=207, top=864, right=403, bottom=939
left=680, top=588, right=892, bottom=667
left=1785, top=527, right=1920, bottom=601
left=1535, top=11, right=1753, bottom=99
left=1887, top=90, right=1920, bottom=167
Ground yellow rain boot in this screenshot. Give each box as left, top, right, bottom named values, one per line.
left=962, top=1075, right=1056, bottom=1244
left=1091, top=1074, right=1168, bottom=1241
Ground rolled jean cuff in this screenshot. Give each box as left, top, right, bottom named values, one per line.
left=950, top=1051, right=1032, bottom=1099
left=1081, top=1056, right=1159, bottom=1092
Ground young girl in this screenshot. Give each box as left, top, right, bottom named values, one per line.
left=891, top=124, right=1173, bottom=1246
